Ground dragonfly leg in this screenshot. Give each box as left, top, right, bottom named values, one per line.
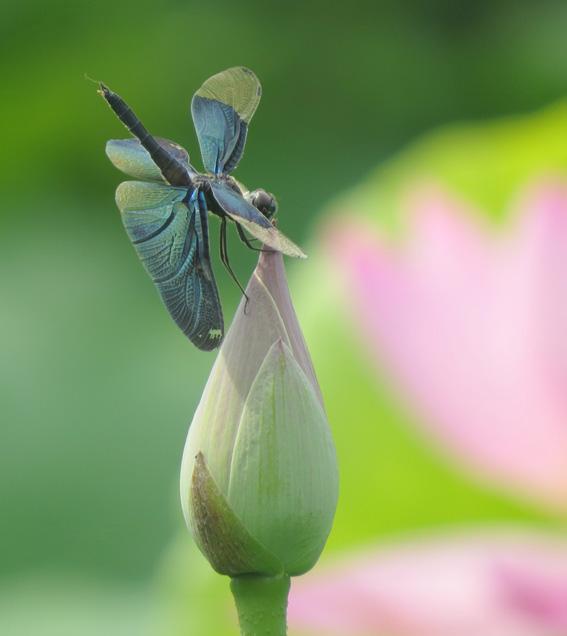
left=219, top=217, right=250, bottom=309
left=235, top=223, right=274, bottom=253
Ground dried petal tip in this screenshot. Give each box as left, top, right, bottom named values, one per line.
left=180, top=250, right=338, bottom=577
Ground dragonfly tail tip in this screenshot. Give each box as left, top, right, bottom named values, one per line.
left=97, top=81, right=111, bottom=99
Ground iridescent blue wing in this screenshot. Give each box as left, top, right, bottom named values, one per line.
left=116, top=181, right=224, bottom=350
left=191, top=67, right=261, bottom=175
left=106, top=138, right=190, bottom=181
left=210, top=182, right=306, bottom=259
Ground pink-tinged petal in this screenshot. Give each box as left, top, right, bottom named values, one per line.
left=498, top=556, right=567, bottom=630
left=326, top=182, right=567, bottom=510
left=403, top=184, right=492, bottom=282
left=288, top=529, right=567, bottom=636
left=504, top=182, right=567, bottom=416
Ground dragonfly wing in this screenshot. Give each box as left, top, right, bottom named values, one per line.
left=210, top=181, right=306, bottom=259
left=106, top=138, right=190, bottom=181
left=191, top=67, right=261, bottom=175
left=116, top=181, right=224, bottom=350
left=116, top=180, right=186, bottom=241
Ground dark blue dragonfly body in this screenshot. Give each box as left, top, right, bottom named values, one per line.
left=100, top=67, right=305, bottom=351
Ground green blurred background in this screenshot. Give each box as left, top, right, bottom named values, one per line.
left=2, top=0, right=567, bottom=633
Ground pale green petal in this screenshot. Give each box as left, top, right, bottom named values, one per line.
left=227, top=340, right=338, bottom=575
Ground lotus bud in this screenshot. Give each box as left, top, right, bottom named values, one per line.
left=180, top=248, right=338, bottom=632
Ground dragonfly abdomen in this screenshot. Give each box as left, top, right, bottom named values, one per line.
left=99, top=83, right=192, bottom=187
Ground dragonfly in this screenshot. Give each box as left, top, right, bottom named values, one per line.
left=99, top=66, right=305, bottom=351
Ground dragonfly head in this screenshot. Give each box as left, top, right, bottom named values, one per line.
left=248, top=189, right=278, bottom=220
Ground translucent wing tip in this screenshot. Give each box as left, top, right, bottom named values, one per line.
left=254, top=226, right=308, bottom=259
left=276, top=238, right=307, bottom=259
left=105, top=138, right=189, bottom=181
left=194, top=67, right=262, bottom=123
left=235, top=66, right=262, bottom=95
left=264, top=218, right=307, bottom=259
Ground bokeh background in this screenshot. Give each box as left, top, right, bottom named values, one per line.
left=2, top=1, right=567, bottom=634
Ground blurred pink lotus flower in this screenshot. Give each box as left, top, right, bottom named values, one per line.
left=326, top=180, right=567, bottom=511
left=288, top=528, right=567, bottom=636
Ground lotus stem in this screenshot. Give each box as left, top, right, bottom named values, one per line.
left=230, top=575, right=291, bottom=635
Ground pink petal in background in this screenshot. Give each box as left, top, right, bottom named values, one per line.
left=288, top=529, right=567, bottom=636
left=326, top=181, right=567, bottom=510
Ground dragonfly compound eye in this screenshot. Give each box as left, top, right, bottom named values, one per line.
left=249, top=189, right=278, bottom=219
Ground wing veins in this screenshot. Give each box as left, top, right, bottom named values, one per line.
left=152, top=205, right=198, bottom=285
left=132, top=208, right=176, bottom=244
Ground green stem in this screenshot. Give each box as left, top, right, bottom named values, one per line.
left=230, top=575, right=291, bottom=636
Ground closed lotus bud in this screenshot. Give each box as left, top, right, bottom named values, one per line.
left=180, top=249, right=338, bottom=579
